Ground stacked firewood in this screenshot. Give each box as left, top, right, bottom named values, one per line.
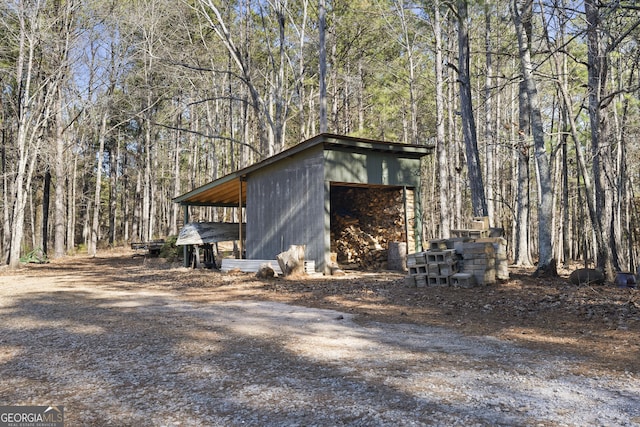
left=331, top=187, right=406, bottom=270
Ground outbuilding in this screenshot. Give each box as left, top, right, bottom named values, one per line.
left=173, top=133, right=432, bottom=273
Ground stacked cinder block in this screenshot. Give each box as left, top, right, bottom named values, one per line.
left=451, top=216, right=490, bottom=239
left=477, top=237, right=509, bottom=280
left=405, top=242, right=460, bottom=288
left=458, top=241, right=495, bottom=285
left=405, top=217, right=509, bottom=288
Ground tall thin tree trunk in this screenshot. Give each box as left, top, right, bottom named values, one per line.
left=586, top=0, right=617, bottom=282
left=89, top=112, right=108, bottom=257
left=42, top=170, right=51, bottom=255
left=434, top=0, right=450, bottom=238
left=54, top=88, right=66, bottom=258
left=512, top=0, right=556, bottom=275
left=515, top=81, right=533, bottom=266
left=484, top=4, right=495, bottom=226
left=457, top=0, right=487, bottom=217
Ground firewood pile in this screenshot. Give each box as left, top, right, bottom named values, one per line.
left=331, top=187, right=406, bottom=270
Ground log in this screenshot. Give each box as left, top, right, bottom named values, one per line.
left=568, top=268, right=605, bottom=285
left=276, top=245, right=306, bottom=276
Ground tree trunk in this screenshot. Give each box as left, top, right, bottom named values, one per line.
left=434, top=0, right=450, bottom=238
left=89, top=112, right=108, bottom=257
left=457, top=0, right=487, bottom=217
left=512, top=0, right=556, bottom=276
left=54, top=88, right=66, bottom=258
left=586, top=0, right=617, bottom=282
left=484, top=3, right=495, bottom=226
left=42, top=170, right=51, bottom=255
left=515, top=81, right=533, bottom=267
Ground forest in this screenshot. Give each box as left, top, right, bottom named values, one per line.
left=1, top=0, right=639, bottom=280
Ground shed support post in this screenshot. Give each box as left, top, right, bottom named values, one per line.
left=183, top=205, right=189, bottom=267
left=403, top=186, right=409, bottom=252
left=323, top=180, right=332, bottom=274
left=238, top=178, right=243, bottom=259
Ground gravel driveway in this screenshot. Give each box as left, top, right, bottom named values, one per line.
left=1, top=263, right=639, bottom=426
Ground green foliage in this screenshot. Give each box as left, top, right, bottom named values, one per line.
left=159, top=235, right=182, bottom=262
left=20, top=248, right=49, bottom=264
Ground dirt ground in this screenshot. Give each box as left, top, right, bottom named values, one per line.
left=4, top=250, right=640, bottom=373
left=1, top=250, right=639, bottom=425
left=131, top=251, right=639, bottom=375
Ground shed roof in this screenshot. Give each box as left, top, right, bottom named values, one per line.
left=172, top=133, right=432, bottom=207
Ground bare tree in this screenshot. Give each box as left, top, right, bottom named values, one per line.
left=511, top=0, right=556, bottom=276
left=514, top=81, right=533, bottom=267
left=7, top=1, right=59, bottom=267
left=433, top=0, right=450, bottom=237
left=319, top=0, right=327, bottom=133
left=454, top=0, right=487, bottom=217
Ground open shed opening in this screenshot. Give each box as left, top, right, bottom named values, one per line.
left=330, top=183, right=412, bottom=270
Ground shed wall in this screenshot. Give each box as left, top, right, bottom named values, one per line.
left=245, top=145, right=325, bottom=268
left=324, top=149, right=423, bottom=187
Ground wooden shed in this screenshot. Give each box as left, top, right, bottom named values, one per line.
left=173, top=133, right=432, bottom=273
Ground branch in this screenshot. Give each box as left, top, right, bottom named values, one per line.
left=152, top=122, right=261, bottom=156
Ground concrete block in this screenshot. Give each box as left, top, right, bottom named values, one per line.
left=411, top=252, right=427, bottom=265
left=427, top=249, right=456, bottom=263
left=404, top=275, right=417, bottom=288
left=415, top=274, right=428, bottom=288
left=452, top=273, right=477, bottom=288
left=429, top=239, right=448, bottom=251
left=462, top=242, right=495, bottom=255
left=439, top=262, right=459, bottom=276
left=409, top=266, right=427, bottom=276
left=428, top=264, right=440, bottom=275
left=472, top=216, right=490, bottom=229
left=428, top=276, right=450, bottom=287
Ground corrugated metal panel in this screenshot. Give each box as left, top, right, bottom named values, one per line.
left=176, top=222, right=245, bottom=245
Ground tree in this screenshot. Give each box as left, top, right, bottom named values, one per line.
left=7, top=0, right=58, bottom=267
left=454, top=0, right=487, bottom=218
left=511, top=0, right=556, bottom=276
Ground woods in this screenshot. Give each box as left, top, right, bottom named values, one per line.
left=1, top=0, right=640, bottom=279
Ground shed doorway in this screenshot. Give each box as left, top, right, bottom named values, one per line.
left=330, top=183, right=415, bottom=270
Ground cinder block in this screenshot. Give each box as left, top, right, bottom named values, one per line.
left=452, top=273, right=477, bottom=288
left=404, top=275, right=417, bottom=288
left=427, top=249, right=456, bottom=263
left=415, top=274, right=428, bottom=288
left=406, top=255, right=417, bottom=267
left=428, top=276, right=450, bottom=287
left=409, top=265, right=427, bottom=276
left=450, top=238, right=472, bottom=253
left=428, top=264, right=440, bottom=275
left=472, top=216, right=490, bottom=230
left=429, top=239, right=448, bottom=251
left=412, top=252, right=427, bottom=265
left=473, top=269, right=495, bottom=285
left=439, top=262, right=459, bottom=276
left=462, top=242, right=495, bottom=255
